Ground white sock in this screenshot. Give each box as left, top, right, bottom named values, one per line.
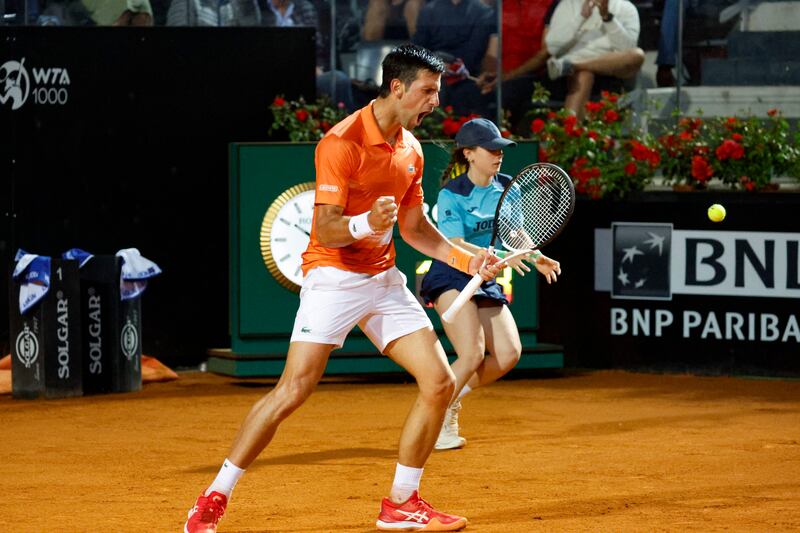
left=205, top=458, right=245, bottom=498
left=390, top=463, right=423, bottom=502
left=456, top=384, right=472, bottom=402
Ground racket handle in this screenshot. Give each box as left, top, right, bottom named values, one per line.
left=441, top=273, right=484, bottom=323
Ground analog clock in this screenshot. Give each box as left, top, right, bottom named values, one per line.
left=260, top=182, right=316, bottom=292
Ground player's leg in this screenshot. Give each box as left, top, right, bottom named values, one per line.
left=184, top=342, right=333, bottom=533
left=227, top=341, right=335, bottom=468
left=185, top=267, right=366, bottom=533
left=383, top=326, right=455, bottom=471
left=377, top=326, right=468, bottom=531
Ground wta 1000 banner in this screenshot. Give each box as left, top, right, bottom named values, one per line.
left=594, top=224, right=800, bottom=346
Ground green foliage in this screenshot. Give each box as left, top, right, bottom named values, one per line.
left=269, top=95, right=349, bottom=142
left=657, top=109, right=800, bottom=191
left=269, top=91, right=800, bottom=196
left=528, top=87, right=660, bottom=198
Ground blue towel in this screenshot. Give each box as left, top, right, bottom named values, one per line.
left=62, top=248, right=95, bottom=268
left=13, top=249, right=52, bottom=314
left=116, top=248, right=162, bottom=300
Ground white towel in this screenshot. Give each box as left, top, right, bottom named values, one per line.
left=13, top=249, right=52, bottom=314
left=115, top=248, right=162, bottom=300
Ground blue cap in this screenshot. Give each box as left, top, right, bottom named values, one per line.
left=455, top=118, right=516, bottom=150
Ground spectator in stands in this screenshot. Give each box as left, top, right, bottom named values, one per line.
left=478, top=0, right=554, bottom=131
left=261, top=0, right=357, bottom=110
left=83, top=0, right=154, bottom=24
left=413, top=0, right=497, bottom=117
left=166, top=0, right=356, bottom=110
left=544, top=0, right=644, bottom=117
left=362, top=0, right=425, bottom=41
left=655, top=0, right=683, bottom=87
left=166, top=0, right=258, bottom=26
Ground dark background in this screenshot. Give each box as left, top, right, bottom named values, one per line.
left=1, top=27, right=316, bottom=368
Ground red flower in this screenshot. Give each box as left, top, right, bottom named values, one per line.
left=444, top=105, right=454, bottom=114
left=272, top=96, right=286, bottom=107
left=500, top=128, right=512, bottom=138
left=691, top=156, right=714, bottom=182
left=715, top=139, right=744, bottom=161
left=530, top=118, right=546, bottom=134
left=603, top=109, right=619, bottom=123
left=320, top=120, right=332, bottom=133
left=587, top=130, right=599, bottom=140
left=732, top=133, right=743, bottom=141
left=295, top=109, right=309, bottom=122
left=648, top=150, right=661, bottom=168
left=563, top=114, right=578, bottom=135
left=585, top=101, right=603, bottom=114
left=740, top=175, right=755, bottom=191
left=538, top=146, right=548, bottom=162
left=768, top=108, right=778, bottom=117
left=630, top=140, right=649, bottom=161
left=625, top=162, right=637, bottom=175
left=442, top=117, right=461, bottom=137
left=547, top=111, right=558, bottom=120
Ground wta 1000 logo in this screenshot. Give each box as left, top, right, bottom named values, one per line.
left=0, top=57, right=71, bottom=111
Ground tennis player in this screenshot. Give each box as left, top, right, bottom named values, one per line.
left=421, top=118, right=562, bottom=450
left=185, top=45, right=505, bottom=533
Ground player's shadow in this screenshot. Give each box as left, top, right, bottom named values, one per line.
left=187, top=447, right=395, bottom=474
left=249, top=447, right=396, bottom=468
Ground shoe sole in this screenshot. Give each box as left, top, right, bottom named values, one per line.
left=435, top=437, right=466, bottom=450
left=376, top=517, right=468, bottom=531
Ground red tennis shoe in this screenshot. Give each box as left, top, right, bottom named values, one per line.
left=184, top=491, right=227, bottom=533
left=376, top=491, right=468, bottom=531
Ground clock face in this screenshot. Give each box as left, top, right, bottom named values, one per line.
left=260, top=182, right=316, bottom=292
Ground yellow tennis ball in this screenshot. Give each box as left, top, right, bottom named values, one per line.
left=708, top=203, right=726, bottom=223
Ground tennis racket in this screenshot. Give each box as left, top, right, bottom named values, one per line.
left=441, top=162, right=575, bottom=323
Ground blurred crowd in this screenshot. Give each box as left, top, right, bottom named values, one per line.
left=3, top=0, right=738, bottom=129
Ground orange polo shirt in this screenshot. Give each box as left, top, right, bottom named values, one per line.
left=301, top=102, right=425, bottom=276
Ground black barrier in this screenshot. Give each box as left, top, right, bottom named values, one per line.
left=538, top=192, right=800, bottom=376
left=0, top=27, right=317, bottom=368
left=8, top=258, right=83, bottom=399
left=80, top=256, right=142, bottom=394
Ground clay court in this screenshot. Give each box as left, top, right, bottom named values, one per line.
left=2, top=369, right=800, bottom=532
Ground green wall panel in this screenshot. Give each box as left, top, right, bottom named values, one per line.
left=230, top=140, right=541, bottom=356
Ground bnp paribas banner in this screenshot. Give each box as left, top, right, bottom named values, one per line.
left=594, top=224, right=800, bottom=345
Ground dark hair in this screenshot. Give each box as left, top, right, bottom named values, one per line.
left=379, top=44, right=445, bottom=98
left=440, top=147, right=470, bottom=187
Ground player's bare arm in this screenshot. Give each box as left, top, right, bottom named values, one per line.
left=314, top=197, right=398, bottom=248
left=397, top=204, right=503, bottom=280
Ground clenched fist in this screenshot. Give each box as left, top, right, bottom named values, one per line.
left=368, top=196, right=397, bottom=233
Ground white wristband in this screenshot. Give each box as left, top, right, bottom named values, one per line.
left=348, top=211, right=374, bottom=240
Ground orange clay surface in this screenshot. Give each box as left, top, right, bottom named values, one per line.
left=1, top=369, right=799, bottom=532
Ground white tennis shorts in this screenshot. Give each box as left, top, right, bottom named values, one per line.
left=290, top=266, right=433, bottom=352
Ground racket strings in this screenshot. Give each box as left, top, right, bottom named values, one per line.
left=497, top=165, right=573, bottom=252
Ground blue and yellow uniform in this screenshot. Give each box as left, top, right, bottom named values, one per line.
left=420, top=172, right=512, bottom=305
